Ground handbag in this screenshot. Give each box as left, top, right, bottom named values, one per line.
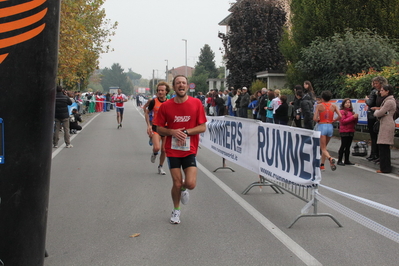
left=373, top=120, right=380, bottom=133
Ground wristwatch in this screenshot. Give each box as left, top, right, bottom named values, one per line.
left=182, top=130, right=188, bottom=136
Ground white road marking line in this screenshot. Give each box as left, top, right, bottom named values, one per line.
left=197, top=162, right=322, bottom=266
left=52, top=113, right=101, bottom=159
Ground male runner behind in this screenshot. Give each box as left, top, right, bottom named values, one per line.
left=112, top=89, right=128, bottom=129
left=155, top=75, right=207, bottom=224
left=145, top=82, right=170, bottom=175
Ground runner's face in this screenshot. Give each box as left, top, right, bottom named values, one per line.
left=173, top=77, right=188, bottom=97
left=157, top=85, right=167, bottom=98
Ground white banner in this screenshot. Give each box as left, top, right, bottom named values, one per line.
left=200, top=116, right=322, bottom=187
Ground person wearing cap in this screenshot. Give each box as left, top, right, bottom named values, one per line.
left=239, top=87, right=250, bottom=118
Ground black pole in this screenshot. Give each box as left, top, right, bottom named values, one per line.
left=0, top=1, right=61, bottom=265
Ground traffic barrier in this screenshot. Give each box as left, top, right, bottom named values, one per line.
left=201, top=115, right=399, bottom=242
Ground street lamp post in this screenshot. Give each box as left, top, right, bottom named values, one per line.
left=165, top=59, right=168, bottom=83
left=182, top=39, right=187, bottom=77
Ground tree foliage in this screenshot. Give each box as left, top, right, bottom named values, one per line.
left=189, top=66, right=210, bottom=94
left=220, top=0, right=286, bottom=89
left=100, top=63, right=132, bottom=94
left=281, top=0, right=399, bottom=88
left=295, top=29, right=398, bottom=96
left=196, top=44, right=219, bottom=78
left=340, top=65, right=399, bottom=99
left=58, top=0, right=118, bottom=89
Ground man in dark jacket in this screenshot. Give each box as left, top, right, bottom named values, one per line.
left=365, top=76, right=387, bottom=161
left=239, top=87, right=250, bottom=118
left=53, top=85, right=73, bottom=148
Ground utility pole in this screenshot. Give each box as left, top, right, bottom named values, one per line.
left=182, top=39, right=187, bottom=77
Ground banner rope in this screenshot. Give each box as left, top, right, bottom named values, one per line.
left=319, top=184, right=399, bottom=218
left=315, top=191, right=399, bottom=243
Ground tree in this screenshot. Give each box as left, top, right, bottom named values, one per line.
left=58, top=0, right=118, bottom=89
left=295, top=29, right=398, bottom=96
left=189, top=66, right=210, bottom=94
left=100, top=63, right=132, bottom=94
left=281, top=0, right=399, bottom=88
left=196, top=44, right=219, bottom=78
left=220, top=0, right=286, bottom=89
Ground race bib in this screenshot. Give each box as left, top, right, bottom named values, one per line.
left=171, top=136, right=190, bottom=151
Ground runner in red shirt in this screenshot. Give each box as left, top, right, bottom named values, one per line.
left=112, top=89, right=128, bottom=129
left=155, top=75, right=207, bottom=224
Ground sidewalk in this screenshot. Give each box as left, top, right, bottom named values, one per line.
left=327, top=136, right=399, bottom=174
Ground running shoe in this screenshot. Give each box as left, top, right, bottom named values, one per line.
left=329, top=157, right=336, bottom=171
left=158, top=166, right=166, bottom=175
left=120, top=123, right=122, bottom=128
left=65, top=144, right=73, bottom=148
left=170, top=209, right=181, bottom=224
left=151, top=153, right=157, bottom=163
left=320, top=165, right=325, bottom=171
left=181, top=189, right=189, bottom=205
left=53, top=145, right=58, bottom=148
left=117, top=124, right=120, bottom=129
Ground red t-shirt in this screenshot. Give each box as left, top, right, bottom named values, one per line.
left=155, top=96, right=207, bottom=157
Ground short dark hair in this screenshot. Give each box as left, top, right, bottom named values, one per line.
left=321, top=90, right=332, bottom=102
left=382, top=84, right=394, bottom=95
left=172, top=75, right=188, bottom=86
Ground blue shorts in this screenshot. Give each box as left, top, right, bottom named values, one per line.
left=116, top=107, right=124, bottom=114
left=317, top=123, right=333, bottom=137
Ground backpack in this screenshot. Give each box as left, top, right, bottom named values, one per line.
left=352, top=141, right=367, bottom=157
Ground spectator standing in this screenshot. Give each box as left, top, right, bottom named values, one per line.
left=248, top=94, right=259, bottom=120
left=292, top=85, right=303, bottom=127
left=337, top=98, right=358, bottom=166
left=265, top=90, right=275, bottom=123
left=373, top=85, right=396, bottom=173
left=239, top=87, right=250, bottom=118
left=274, top=95, right=289, bottom=125
left=257, top=88, right=268, bottom=122
left=234, top=89, right=242, bottom=117
left=365, top=76, right=387, bottom=162
left=271, top=89, right=282, bottom=122
left=53, top=86, right=73, bottom=148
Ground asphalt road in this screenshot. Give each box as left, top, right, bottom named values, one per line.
left=44, top=101, right=399, bottom=266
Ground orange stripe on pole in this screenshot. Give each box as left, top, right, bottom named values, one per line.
left=0, top=8, right=47, bottom=33
left=0, top=0, right=46, bottom=18
left=0, top=24, right=45, bottom=49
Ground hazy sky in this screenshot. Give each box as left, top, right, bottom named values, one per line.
left=99, top=0, right=233, bottom=80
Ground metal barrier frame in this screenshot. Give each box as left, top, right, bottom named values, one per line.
left=242, top=176, right=342, bottom=228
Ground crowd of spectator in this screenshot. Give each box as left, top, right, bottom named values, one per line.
left=196, top=77, right=397, bottom=173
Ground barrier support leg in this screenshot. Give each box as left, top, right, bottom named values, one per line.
left=242, top=176, right=284, bottom=195
left=288, top=196, right=343, bottom=228
left=213, top=158, right=235, bottom=172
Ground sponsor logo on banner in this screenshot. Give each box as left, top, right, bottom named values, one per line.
left=201, top=116, right=321, bottom=187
